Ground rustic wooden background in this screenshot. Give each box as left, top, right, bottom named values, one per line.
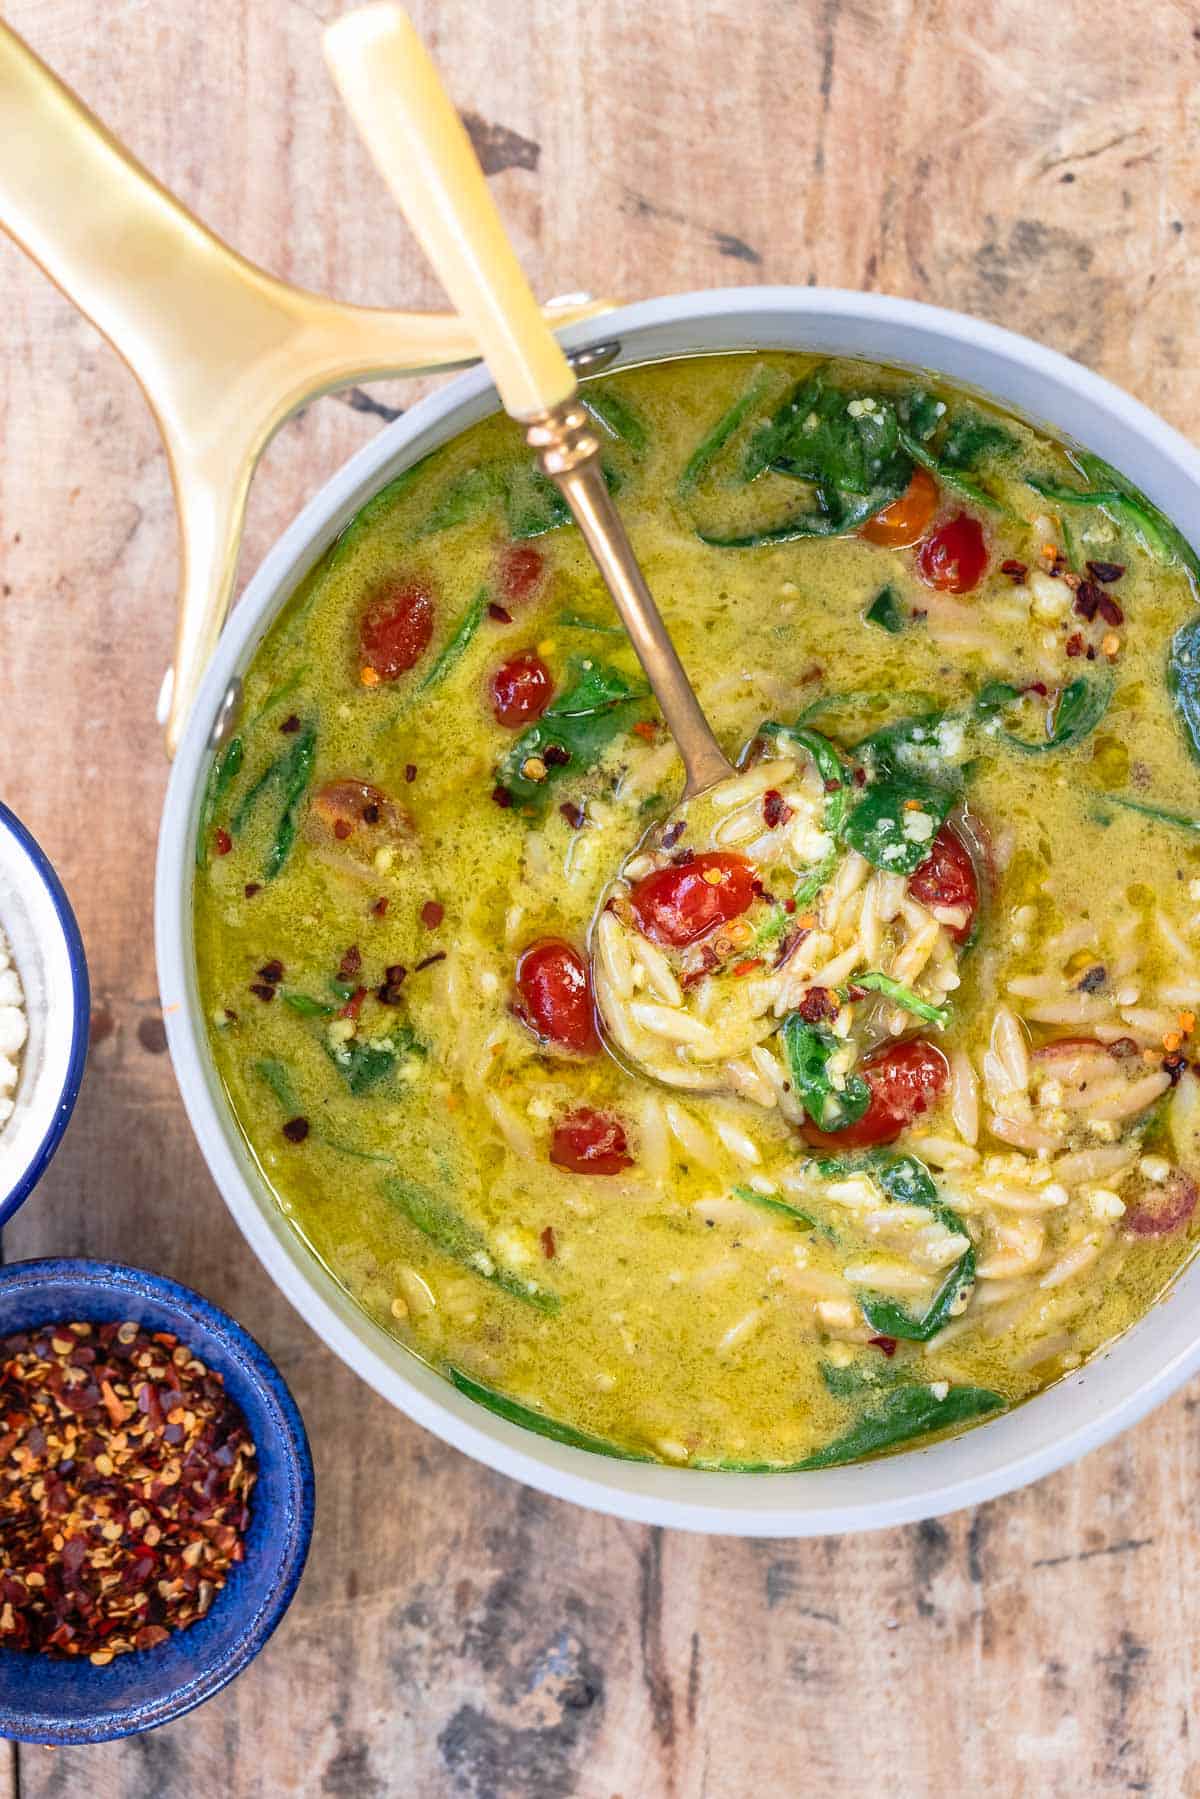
left=2, top=0, right=1199, bottom=1792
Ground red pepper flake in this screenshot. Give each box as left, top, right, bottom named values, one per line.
left=405, top=764, right=418, bottom=783
left=1163, top=1049, right=1189, bottom=1084
left=337, top=946, right=362, bottom=981
left=1087, top=559, right=1125, bottom=584
left=661, top=821, right=685, bottom=851
left=731, top=958, right=762, bottom=977
left=762, top=789, right=794, bottom=829
left=377, top=964, right=407, bottom=1005
left=256, top=960, right=284, bottom=985
left=1073, top=581, right=1103, bottom=621
left=543, top=744, right=571, bottom=768
left=671, top=847, right=696, bottom=867
left=1021, top=681, right=1049, bottom=698
left=632, top=721, right=658, bottom=742
left=413, top=952, right=447, bottom=973
left=1096, top=593, right=1124, bottom=627
left=0, top=1320, right=256, bottom=1659
left=1065, top=632, right=1084, bottom=658
left=333, top=819, right=352, bottom=841
left=852, top=767, right=867, bottom=787
left=361, top=802, right=381, bottom=825
left=868, top=1335, right=898, bottom=1357
left=559, top=802, right=585, bottom=830
left=282, top=1117, right=309, bottom=1143
left=491, top=785, right=513, bottom=809
left=279, top=714, right=301, bottom=734
left=370, top=896, right=389, bottom=918
left=1000, top=559, right=1028, bottom=582
left=540, top=1226, right=556, bottom=1259
left=797, top=985, right=838, bottom=1022
left=487, top=602, right=513, bottom=624
left=783, top=897, right=797, bottom=914
left=338, top=986, right=367, bottom=1021
left=1086, top=645, right=1097, bottom=661
left=420, top=901, right=445, bottom=930
left=243, top=883, right=261, bottom=899
left=248, top=983, right=275, bottom=1003
left=1107, top=1036, right=1139, bottom=1059
left=214, top=828, right=232, bottom=857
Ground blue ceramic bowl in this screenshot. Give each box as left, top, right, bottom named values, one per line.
left=0, top=1259, right=314, bottom=1743
left=0, top=802, right=89, bottom=1225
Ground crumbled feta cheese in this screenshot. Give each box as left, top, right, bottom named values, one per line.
left=902, top=809, right=935, bottom=844
left=0, top=928, right=26, bottom=1131
left=929, top=1381, right=950, bottom=1401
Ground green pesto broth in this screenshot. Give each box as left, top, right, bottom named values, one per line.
left=194, top=352, right=1200, bottom=1470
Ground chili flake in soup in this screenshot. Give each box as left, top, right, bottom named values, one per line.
left=194, top=353, right=1200, bottom=1471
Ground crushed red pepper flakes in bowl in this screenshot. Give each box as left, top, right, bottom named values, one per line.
left=0, top=1321, right=256, bottom=1663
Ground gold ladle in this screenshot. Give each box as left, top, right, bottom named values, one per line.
left=323, top=4, right=735, bottom=803
left=0, top=18, right=610, bottom=755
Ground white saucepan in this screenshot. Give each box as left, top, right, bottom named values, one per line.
left=157, top=288, right=1200, bottom=1535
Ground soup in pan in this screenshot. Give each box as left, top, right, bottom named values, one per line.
left=194, top=352, right=1200, bottom=1470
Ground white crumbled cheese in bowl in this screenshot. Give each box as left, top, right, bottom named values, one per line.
left=0, top=926, right=27, bottom=1130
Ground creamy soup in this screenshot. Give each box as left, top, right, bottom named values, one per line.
left=193, top=352, right=1200, bottom=1470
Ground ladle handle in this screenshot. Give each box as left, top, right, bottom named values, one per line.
left=325, top=4, right=734, bottom=795
left=323, top=4, right=575, bottom=421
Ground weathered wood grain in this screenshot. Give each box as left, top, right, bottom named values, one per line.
left=1, top=0, right=1199, bottom=1793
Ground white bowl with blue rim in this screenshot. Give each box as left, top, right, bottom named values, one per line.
left=0, top=802, right=89, bottom=1222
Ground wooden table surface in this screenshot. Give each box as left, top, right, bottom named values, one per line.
left=2, top=1, right=1199, bottom=1792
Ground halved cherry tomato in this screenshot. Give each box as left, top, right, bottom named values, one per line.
left=799, top=1039, right=949, bottom=1150
left=908, top=823, right=979, bottom=943
left=550, top=1106, right=633, bottom=1175
left=514, top=939, right=599, bottom=1055
left=308, top=780, right=410, bottom=858
left=859, top=466, right=939, bottom=548
left=629, top=852, right=758, bottom=948
left=498, top=544, right=545, bottom=603
left=490, top=654, right=553, bottom=728
left=359, top=578, right=434, bottom=680
left=1126, top=1168, right=1198, bottom=1237
left=915, top=513, right=988, bottom=593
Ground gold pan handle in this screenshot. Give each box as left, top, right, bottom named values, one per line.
left=0, top=19, right=611, bottom=753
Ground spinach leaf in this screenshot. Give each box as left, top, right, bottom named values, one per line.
left=582, top=385, right=648, bottom=453
left=865, top=585, right=905, bottom=634
left=897, top=389, right=943, bottom=442
left=1168, top=616, right=1200, bottom=762
left=415, top=586, right=488, bottom=696
left=840, top=777, right=954, bottom=874
left=854, top=971, right=949, bottom=1028
left=940, top=411, right=1016, bottom=469
left=504, top=460, right=621, bottom=540
left=253, top=1057, right=299, bottom=1113
left=196, top=734, right=244, bottom=869
left=325, top=459, right=432, bottom=571
left=678, top=366, right=774, bottom=495
left=448, top=1366, right=650, bottom=1459
left=415, top=466, right=496, bottom=538
left=387, top=1181, right=560, bottom=1313
left=758, top=721, right=847, bottom=829
left=897, top=426, right=1004, bottom=513
left=781, top=1014, right=871, bottom=1134
left=496, top=659, right=647, bottom=810
left=731, top=1182, right=833, bottom=1237
left=699, top=369, right=913, bottom=547
left=327, top=1038, right=396, bottom=1096
left=852, top=711, right=967, bottom=790
left=976, top=677, right=1111, bottom=754
left=281, top=990, right=339, bottom=1018
left=819, top=1357, right=908, bottom=1398
left=791, top=1383, right=1003, bottom=1470
left=849, top=1152, right=976, bottom=1343
left=264, top=724, right=317, bottom=880
left=1098, top=793, right=1200, bottom=836
left=1028, top=459, right=1200, bottom=580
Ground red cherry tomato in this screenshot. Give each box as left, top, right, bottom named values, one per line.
left=490, top=654, right=554, bottom=728
left=550, top=1107, right=633, bottom=1175
left=915, top=513, right=988, bottom=593
left=907, top=823, right=980, bottom=943
left=860, top=466, right=939, bottom=548
left=800, top=1039, right=949, bottom=1151
left=629, top=852, right=758, bottom=948
left=499, top=544, right=546, bottom=603
left=1126, top=1168, right=1198, bottom=1237
left=514, top=939, right=599, bottom=1055
left=359, top=579, right=434, bottom=680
